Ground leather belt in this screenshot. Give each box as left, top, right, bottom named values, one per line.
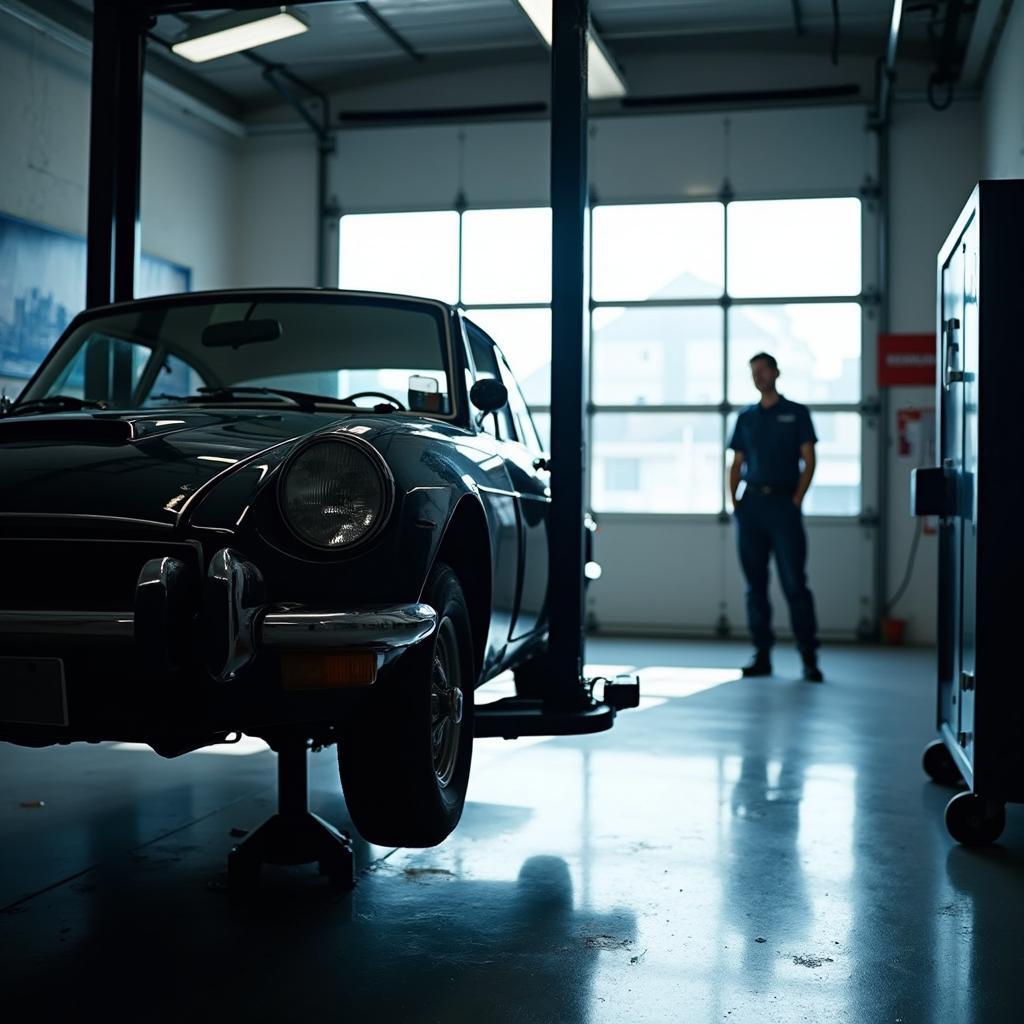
left=744, top=484, right=793, bottom=496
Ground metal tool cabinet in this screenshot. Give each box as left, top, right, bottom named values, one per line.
left=912, top=180, right=1024, bottom=844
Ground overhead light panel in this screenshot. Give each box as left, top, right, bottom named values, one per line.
left=171, top=6, right=309, bottom=63
left=586, top=34, right=626, bottom=100
left=515, top=0, right=553, bottom=45
left=512, top=0, right=627, bottom=99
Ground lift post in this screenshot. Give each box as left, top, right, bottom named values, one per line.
left=475, top=0, right=640, bottom=738
left=86, top=0, right=148, bottom=307
left=547, top=0, right=590, bottom=706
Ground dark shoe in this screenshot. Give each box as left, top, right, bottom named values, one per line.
left=802, top=659, right=824, bottom=683
left=741, top=652, right=772, bottom=677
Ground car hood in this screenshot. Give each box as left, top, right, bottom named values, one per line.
left=0, top=408, right=420, bottom=528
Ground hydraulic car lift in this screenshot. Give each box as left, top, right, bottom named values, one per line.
left=85, top=0, right=639, bottom=887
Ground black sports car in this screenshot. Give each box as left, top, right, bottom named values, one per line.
left=0, top=288, right=572, bottom=848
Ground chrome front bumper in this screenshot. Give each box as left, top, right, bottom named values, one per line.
left=0, top=548, right=436, bottom=682
left=260, top=606, right=436, bottom=650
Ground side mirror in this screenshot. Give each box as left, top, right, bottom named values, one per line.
left=470, top=378, right=508, bottom=413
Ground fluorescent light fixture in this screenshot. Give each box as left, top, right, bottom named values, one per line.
left=171, top=6, right=308, bottom=63
left=516, top=0, right=552, bottom=45
left=512, top=0, right=627, bottom=99
left=587, top=33, right=627, bottom=100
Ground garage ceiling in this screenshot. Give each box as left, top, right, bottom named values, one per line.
left=148, top=1, right=902, bottom=98
left=45, top=1, right=988, bottom=112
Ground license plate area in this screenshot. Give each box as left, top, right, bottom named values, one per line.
left=0, top=657, right=68, bottom=726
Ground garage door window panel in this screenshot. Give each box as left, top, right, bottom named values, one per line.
left=799, top=412, right=861, bottom=516
left=592, top=203, right=724, bottom=301
left=592, top=414, right=722, bottom=514
left=339, top=211, right=459, bottom=304
left=727, top=303, right=861, bottom=405
left=593, top=306, right=724, bottom=406
left=461, top=208, right=552, bottom=305
left=727, top=198, right=862, bottom=299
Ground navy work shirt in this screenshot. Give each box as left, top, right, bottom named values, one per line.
left=729, top=396, right=817, bottom=488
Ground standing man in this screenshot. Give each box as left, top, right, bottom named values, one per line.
left=728, top=353, right=823, bottom=682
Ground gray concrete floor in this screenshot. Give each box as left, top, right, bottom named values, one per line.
left=0, top=640, right=1021, bottom=1022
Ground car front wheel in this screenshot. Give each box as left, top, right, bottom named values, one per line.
left=337, top=562, right=475, bottom=847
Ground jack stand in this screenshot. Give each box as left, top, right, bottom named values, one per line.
left=228, top=736, right=355, bottom=891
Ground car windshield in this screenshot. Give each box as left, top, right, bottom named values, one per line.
left=17, top=292, right=455, bottom=417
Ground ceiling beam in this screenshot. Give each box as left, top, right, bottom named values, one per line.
left=355, top=1, right=423, bottom=62
left=959, top=0, right=1015, bottom=89
left=791, top=0, right=805, bottom=37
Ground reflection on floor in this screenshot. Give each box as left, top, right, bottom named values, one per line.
left=0, top=639, right=1021, bottom=1022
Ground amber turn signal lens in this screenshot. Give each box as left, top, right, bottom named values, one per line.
left=280, top=652, right=377, bottom=690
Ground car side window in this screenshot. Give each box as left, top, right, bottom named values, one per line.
left=466, top=322, right=516, bottom=442
left=496, top=350, right=542, bottom=454
left=48, top=334, right=155, bottom=406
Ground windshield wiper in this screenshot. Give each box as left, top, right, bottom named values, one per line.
left=5, top=395, right=108, bottom=418
left=201, top=385, right=326, bottom=412
left=148, top=385, right=319, bottom=413
left=152, top=387, right=377, bottom=415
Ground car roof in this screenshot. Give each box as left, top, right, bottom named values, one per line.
left=82, top=287, right=456, bottom=317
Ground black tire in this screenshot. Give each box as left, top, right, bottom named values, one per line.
left=337, top=563, right=475, bottom=847
left=944, top=792, right=1006, bottom=846
left=923, top=739, right=962, bottom=787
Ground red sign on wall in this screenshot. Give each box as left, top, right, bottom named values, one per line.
left=878, top=333, right=936, bottom=387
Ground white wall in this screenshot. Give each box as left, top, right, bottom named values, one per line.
left=0, top=10, right=241, bottom=291
left=983, top=0, right=1024, bottom=178
left=234, top=132, right=319, bottom=287
left=140, top=108, right=242, bottom=290
left=320, top=103, right=874, bottom=212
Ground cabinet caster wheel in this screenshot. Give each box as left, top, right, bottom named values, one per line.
left=923, top=739, right=962, bottom=787
left=944, top=792, right=1006, bottom=846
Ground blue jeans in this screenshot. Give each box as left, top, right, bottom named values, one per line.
left=734, top=491, right=820, bottom=657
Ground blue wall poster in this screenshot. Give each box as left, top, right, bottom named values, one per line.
left=0, top=212, right=191, bottom=390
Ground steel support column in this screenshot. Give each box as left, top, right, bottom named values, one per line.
left=875, top=121, right=891, bottom=638
left=86, top=0, right=147, bottom=308
left=872, top=1, right=901, bottom=637
left=547, top=0, right=589, bottom=704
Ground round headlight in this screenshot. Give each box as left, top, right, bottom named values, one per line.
left=280, top=438, right=392, bottom=549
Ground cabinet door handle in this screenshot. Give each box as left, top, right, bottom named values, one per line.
left=943, top=317, right=961, bottom=390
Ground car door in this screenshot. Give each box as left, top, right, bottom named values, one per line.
left=495, top=347, right=550, bottom=640
left=464, top=321, right=524, bottom=648
left=465, top=320, right=550, bottom=641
